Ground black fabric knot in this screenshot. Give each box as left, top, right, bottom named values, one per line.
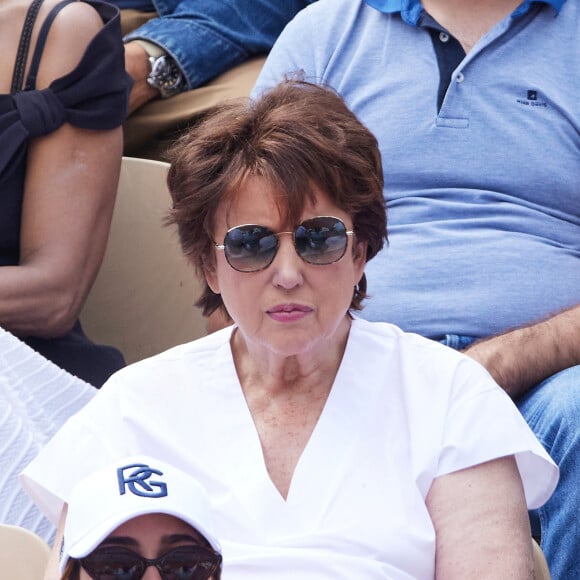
left=13, top=88, right=67, bottom=137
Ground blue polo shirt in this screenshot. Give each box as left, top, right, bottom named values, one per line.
left=253, top=0, right=579, bottom=338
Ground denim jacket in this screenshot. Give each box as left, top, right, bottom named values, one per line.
left=116, top=0, right=316, bottom=90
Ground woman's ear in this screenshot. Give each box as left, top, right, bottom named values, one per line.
left=353, top=240, right=367, bottom=278
left=203, top=260, right=220, bottom=294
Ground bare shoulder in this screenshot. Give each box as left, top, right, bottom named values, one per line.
left=36, top=0, right=110, bottom=88
left=43, top=0, right=104, bottom=35
left=0, top=0, right=34, bottom=89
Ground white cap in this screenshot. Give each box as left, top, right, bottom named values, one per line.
left=61, top=456, right=220, bottom=572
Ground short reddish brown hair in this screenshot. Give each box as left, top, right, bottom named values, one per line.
left=166, top=80, right=387, bottom=318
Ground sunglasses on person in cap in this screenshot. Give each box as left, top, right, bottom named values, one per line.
left=79, top=544, right=222, bottom=580
left=214, top=216, right=354, bottom=272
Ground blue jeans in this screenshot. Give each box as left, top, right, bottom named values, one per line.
left=439, top=335, right=580, bottom=579
left=119, top=0, right=315, bottom=89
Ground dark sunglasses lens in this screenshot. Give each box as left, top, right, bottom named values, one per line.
left=81, top=548, right=143, bottom=580
left=159, top=547, right=220, bottom=580
left=224, top=225, right=278, bottom=272
left=294, top=217, right=348, bottom=265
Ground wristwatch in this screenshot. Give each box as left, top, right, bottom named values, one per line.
left=147, top=54, right=185, bottom=99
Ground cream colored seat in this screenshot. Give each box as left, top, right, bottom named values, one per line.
left=533, top=538, right=551, bottom=580
left=80, top=156, right=207, bottom=364
left=0, top=524, right=51, bottom=580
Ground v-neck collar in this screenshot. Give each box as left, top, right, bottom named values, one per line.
left=212, top=321, right=376, bottom=510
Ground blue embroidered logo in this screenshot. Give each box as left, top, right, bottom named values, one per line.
left=117, top=463, right=168, bottom=498
left=527, top=90, right=538, bottom=101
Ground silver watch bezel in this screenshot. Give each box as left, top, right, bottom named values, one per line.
left=146, top=54, right=185, bottom=99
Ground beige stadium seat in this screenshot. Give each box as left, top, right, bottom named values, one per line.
left=533, top=538, right=551, bottom=580
left=0, top=524, right=51, bottom=579
left=80, top=156, right=207, bottom=364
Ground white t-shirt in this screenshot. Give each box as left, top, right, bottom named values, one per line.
left=21, top=319, right=557, bottom=579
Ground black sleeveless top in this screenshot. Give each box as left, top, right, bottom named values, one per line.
left=0, top=0, right=131, bottom=386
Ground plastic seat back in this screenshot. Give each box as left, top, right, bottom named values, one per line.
left=533, top=539, right=551, bottom=580
left=0, top=524, right=51, bottom=579
left=80, top=156, right=207, bottom=364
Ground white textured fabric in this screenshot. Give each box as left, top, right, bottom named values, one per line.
left=22, top=319, right=557, bottom=578
left=0, top=327, right=96, bottom=543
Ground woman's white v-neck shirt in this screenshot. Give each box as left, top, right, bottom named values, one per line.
left=22, top=318, right=557, bottom=579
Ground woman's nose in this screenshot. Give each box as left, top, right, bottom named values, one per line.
left=270, top=234, right=304, bottom=290
left=143, top=564, right=163, bottom=579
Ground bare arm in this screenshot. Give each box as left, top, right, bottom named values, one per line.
left=0, top=1, right=123, bottom=337
left=124, top=41, right=159, bottom=114
left=426, top=456, right=533, bottom=579
left=463, top=304, right=580, bottom=398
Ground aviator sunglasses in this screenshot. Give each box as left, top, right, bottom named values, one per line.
left=79, top=545, right=222, bottom=580
left=214, top=216, right=354, bottom=273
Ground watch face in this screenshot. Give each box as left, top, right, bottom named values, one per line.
left=148, top=55, right=184, bottom=97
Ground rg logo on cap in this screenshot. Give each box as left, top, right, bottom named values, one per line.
left=117, top=463, right=168, bottom=498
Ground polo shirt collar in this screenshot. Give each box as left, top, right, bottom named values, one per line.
left=365, top=0, right=566, bottom=25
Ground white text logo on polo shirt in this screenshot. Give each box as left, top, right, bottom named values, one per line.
left=516, top=89, right=548, bottom=108
left=117, top=463, right=168, bottom=498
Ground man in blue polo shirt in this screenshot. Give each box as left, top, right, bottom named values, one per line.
left=253, top=0, right=579, bottom=577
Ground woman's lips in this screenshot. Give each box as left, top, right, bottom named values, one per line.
left=267, top=303, right=313, bottom=322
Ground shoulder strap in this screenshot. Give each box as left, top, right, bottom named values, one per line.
left=24, top=0, right=76, bottom=91
left=10, top=0, right=45, bottom=92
